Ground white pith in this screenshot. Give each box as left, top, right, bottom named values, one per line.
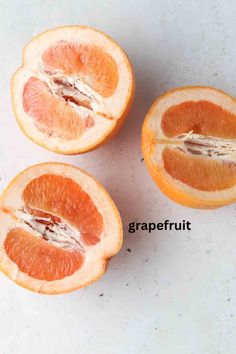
left=37, top=66, right=114, bottom=122
left=159, top=132, right=236, bottom=160
left=12, top=208, right=84, bottom=252
left=145, top=87, right=236, bottom=202
left=0, top=163, right=122, bottom=293
left=12, top=26, right=133, bottom=153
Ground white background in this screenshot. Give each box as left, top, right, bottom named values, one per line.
left=0, top=1, right=236, bottom=353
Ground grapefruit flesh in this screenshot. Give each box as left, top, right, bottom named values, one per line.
left=22, top=174, right=103, bottom=245
left=142, top=87, right=236, bottom=208
left=0, top=163, right=122, bottom=293
left=23, top=77, right=89, bottom=139
left=12, top=26, right=134, bottom=154
left=41, top=42, right=119, bottom=97
left=161, top=100, right=236, bottom=138
left=163, top=148, right=236, bottom=191
left=4, top=228, right=84, bottom=281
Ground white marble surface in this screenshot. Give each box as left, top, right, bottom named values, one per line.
left=0, top=1, right=236, bottom=353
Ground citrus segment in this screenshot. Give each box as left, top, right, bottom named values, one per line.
left=163, top=147, right=236, bottom=191
left=4, top=228, right=84, bottom=281
left=142, top=87, right=236, bottom=208
left=0, top=163, right=123, bottom=293
left=42, top=42, right=118, bottom=97
left=23, top=77, right=89, bottom=139
left=162, top=100, right=236, bottom=138
left=22, top=174, right=103, bottom=245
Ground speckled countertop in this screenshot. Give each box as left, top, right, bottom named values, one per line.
left=0, top=1, right=235, bottom=353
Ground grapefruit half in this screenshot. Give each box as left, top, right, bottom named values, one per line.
left=0, top=163, right=122, bottom=294
left=142, top=86, right=236, bottom=209
left=12, top=26, right=134, bottom=154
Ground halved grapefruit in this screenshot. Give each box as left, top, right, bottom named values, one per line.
left=12, top=26, right=134, bottom=154
left=0, top=163, right=122, bottom=294
left=142, top=86, right=236, bottom=209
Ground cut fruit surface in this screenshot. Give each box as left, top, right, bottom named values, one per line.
left=12, top=26, right=134, bottom=154
left=0, top=163, right=122, bottom=294
left=142, top=86, right=236, bottom=208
